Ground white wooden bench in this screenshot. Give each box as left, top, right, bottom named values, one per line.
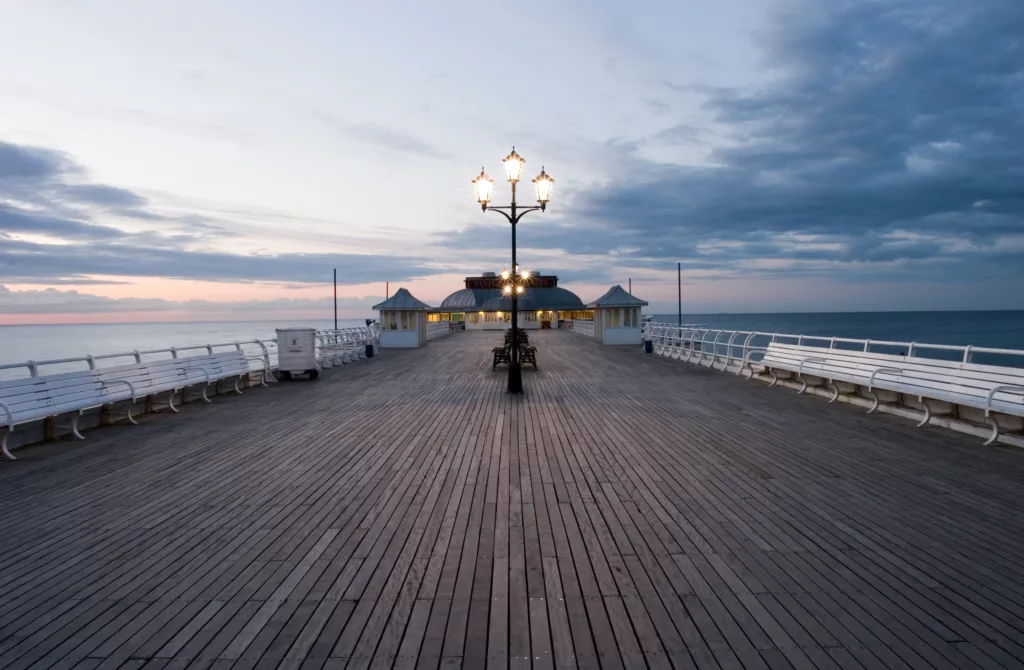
left=317, top=328, right=373, bottom=368
left=0, top=350, right=251, bottom=460
left=747, top=342, right=1024, bottom=444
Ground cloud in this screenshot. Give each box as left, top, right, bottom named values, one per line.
left=0, top=284, right=379, bottom=315
left=495, top=0, right=1024, bottom=285
left=0, top=142, right=70, bottom=180
left=313, top=113, right=452, bottom=159
left=0, top=139, right=439, bottom=285
left=0, top=236, right=435, bottom=285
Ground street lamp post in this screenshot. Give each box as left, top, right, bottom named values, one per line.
left=473, top=148, right=554, bottom=393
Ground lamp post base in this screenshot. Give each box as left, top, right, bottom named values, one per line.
left=507, top=363, right=523, bottom=394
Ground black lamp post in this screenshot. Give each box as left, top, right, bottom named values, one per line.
left=473, top=148, right=554, bottom=394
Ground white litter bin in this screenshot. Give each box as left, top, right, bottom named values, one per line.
left=276, top=327, right=319, bottom=380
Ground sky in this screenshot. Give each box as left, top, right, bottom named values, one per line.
left=1, top=0, right=1022, bottom=324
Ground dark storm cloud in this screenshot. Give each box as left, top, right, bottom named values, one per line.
left=441, top=0, right=1024, bottom=283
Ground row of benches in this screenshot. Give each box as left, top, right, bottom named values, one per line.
left=316, top=327, right=376, bottom=368
left=0, top=349, right=266, bottom=460
left=643, top=325, right=1024, bottom=445
left=747, top=343, right=1024, bottom=445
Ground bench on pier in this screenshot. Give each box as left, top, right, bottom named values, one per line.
left=1, top=350, right=253, bottom=460
left=318, top=331, right=369, bottom=368
left=746, top=342, right=1024, bottom=445
left=493, top=331, right=538, bottom=371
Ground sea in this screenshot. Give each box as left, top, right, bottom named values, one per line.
left=1, top=311, right=1022, bottom=371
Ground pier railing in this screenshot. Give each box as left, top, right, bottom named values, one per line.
left=427, top=321, right=454, bottom=341
left=316, top=327, right=379, bottom=367
left=0, top=339, right=278, bottom=382
left=642, top=323, right=1024, bottom=371
left=570, top=319, right=595, bottom=338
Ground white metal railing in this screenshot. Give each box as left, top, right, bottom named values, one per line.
left=427, top=321, right=454, bottom=340
left=316, top=326, right=379, bottom=368
left=571, top=319, right=595, bottom=338
left=0, top=339, right=278, bottom=382
left=642, top=322, right=1024, bottom=373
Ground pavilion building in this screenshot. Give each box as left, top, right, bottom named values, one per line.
left=432, top=272, right=593, bottom=330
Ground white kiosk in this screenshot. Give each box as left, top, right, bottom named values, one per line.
left=588, top=285, right=649, bottom=345
left=373, top=288, right=431, bottom=348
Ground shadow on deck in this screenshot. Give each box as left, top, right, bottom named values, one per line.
left=1, top=330, right=1023, bottom=670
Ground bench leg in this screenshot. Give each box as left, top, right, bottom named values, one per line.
left=827, top=382, right=840, bottom=403
left=168, top=390, right=180, bottom=413
left=796, top=376, right=808, bottom=394
left=916, top=399, right=932, bottom=427
left=984, top=417, right=1001, bottom=446
left=866, top=391, right=880, bottom=414
left=1, top=430, right=14, bottom=461
left=234, top=376, right=244, bottom=395
left=767, top=370, right=778, bottom=387
left=201, top=383, right=213, bottom=404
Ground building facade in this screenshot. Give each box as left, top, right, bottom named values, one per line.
left=436, top=272, right=592, bottom=330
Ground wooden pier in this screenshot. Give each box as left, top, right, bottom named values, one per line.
left=2, top=330, right=1024, bottom=670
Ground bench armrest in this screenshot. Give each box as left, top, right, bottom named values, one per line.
left=101, top=379, right=137, bottom=399
left=178, top=365, right=211, bottom=384
left=868, top=366, right=905, bottom=391
left=797, top=357, right=827, bottom=374
left=743, top=347, right=768, bottom=364
left=0, top=400, right=12, bottom=431
left=985, top=384, right=1024, bottom=416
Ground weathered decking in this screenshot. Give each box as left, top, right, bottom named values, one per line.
left=2, top=330, right=1024, bottom=670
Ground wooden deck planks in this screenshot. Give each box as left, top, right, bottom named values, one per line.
left=2, top=330, right=1024, bottom=669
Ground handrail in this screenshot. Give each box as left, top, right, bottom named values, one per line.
left=571, top=319, right=595, bottom=338
left=0, top=339, right=280, bottom=379
left=643, top=322, right=1024, bottom=369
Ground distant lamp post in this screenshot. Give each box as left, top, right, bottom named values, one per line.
left=473, top=147, right=554, bottom=393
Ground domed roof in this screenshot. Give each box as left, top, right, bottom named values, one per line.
left=439, top=288, right=501, bottom=310
left=440, top=286, right=585, bottom=312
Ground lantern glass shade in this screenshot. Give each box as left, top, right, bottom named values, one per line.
left=503, top=147, right=525, bottom=183
left=472, top=168, right=494, bottom=204
left=500, top=269, right=510, bottom=280
left=519, top=268, right=530, bottom=280
left=503, top=285, right=512, bottom=295
left=533, top=167, right=554, bottom=204
left=516, top=285, right=524, bottom=294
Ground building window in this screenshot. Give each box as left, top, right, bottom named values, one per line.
left=624, top=308, right=638, bottom=327
left=524, top=312, right=536, bottom=322
left=607, top=309, right=621, bottom=328
left=382, top=312, right=398, bottom=330
left=400, top=312, right=415, bottom=330
left=468, top=313, right=479, bottom=324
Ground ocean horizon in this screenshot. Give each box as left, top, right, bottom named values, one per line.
left=2, top=310, right=1022, bottom=368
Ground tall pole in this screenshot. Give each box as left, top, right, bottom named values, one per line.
left=509, top=181, right=522, bottom=393
left=629, top=278, right=632, bottom=294
left=677, top=262, right=682, bottom=326
left=333, top=268, right=338, bottom=330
